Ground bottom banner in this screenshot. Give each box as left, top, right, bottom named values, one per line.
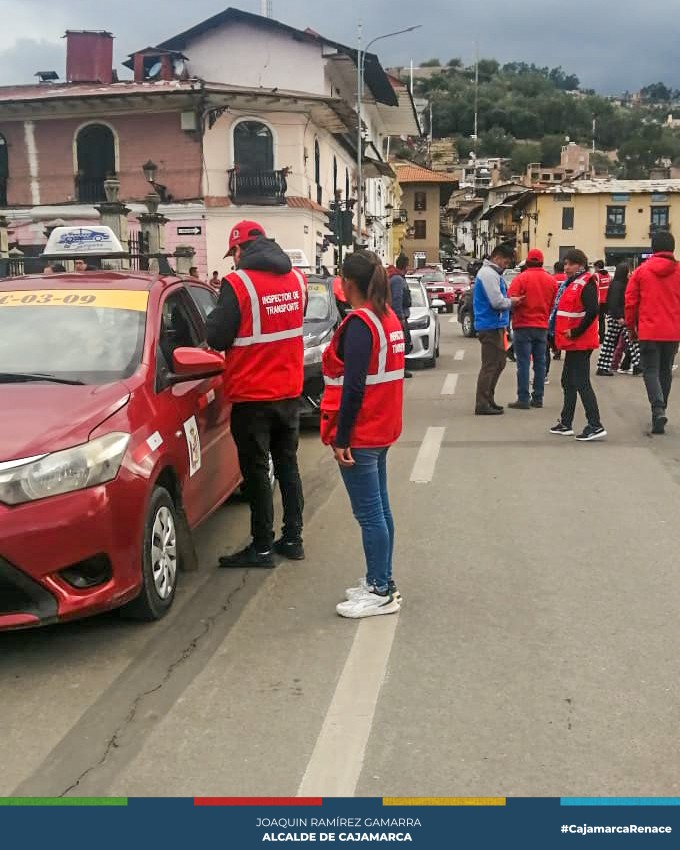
left=2, top=796, right=680, bottom=848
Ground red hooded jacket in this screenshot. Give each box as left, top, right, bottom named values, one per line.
left=508, top=265, right=558, bottom=329
left=625, top=253, right=680, bottom=341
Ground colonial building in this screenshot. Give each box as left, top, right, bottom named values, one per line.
left=394, top=163, right=456, bottom=267
left=0, top=9, right=419, bottom=275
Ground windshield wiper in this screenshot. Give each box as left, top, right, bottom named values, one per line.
left=0, top=372, right=85, bottom=386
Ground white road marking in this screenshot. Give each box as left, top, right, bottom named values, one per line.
left=454, top=350, right=465, bottom=361
left=410, top=426, right=445, bottom=484
left=297, top=616, right=399, bottom=796
left=441, top=374, right=458, bottom=395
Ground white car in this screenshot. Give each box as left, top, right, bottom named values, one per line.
left=406, top=278, right=441, bottom=368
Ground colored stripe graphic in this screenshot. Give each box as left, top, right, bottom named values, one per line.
left=0, top=798, right=127, bottom=807
left=562, top=798, right=680, bottom=807
left=195, top=798, right=323, bottom=807
left=383, top=798, right=506, bottom=807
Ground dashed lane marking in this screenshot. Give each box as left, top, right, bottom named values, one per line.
left=441, top=374, right=459, bottom=395
left=409, top=426, right=446, bottom=483
left=297, top=615, right=399, bottom=796
left=454, top=350, right=465, bottom=361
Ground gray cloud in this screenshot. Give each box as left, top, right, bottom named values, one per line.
left=0, top=0, right=676, bottom=93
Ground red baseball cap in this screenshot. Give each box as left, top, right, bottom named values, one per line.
left=526, top=248, right=544, bottom=264
left=224, top=220, right=266, bottom=257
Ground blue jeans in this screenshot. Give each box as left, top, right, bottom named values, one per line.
left=513, top=327, right=548, bottom=403
left=339, top=448, right=394, bottom=593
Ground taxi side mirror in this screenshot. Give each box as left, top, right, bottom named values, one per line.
left=171, top=347, right=224, bottom=383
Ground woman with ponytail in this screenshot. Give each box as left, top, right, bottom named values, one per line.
left=320, top=250, right=406, bottom=618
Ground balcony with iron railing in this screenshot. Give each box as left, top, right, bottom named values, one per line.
left=605, top=223, right=626, bottom=238
left=227, top=168, right=288, bottom=206
left=0, top=176, right=6, bottom=206
left=75, top=174, right=107, bottom=204
left=650, top=222, right=671, bottom=237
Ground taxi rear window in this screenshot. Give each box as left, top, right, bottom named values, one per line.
left=0, top=288, right=147, bottom=385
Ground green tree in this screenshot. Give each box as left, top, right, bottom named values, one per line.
left=540, top=134, right=564, bottom=166
left=510, top=142, right=542, bottom=175
left=640, top=82, right=672, bottom=103
left=421, top=58, right=441, bottom=68
left=479, top=126, right=515, bottom=157
left=447, top=57, right=464, bottom=70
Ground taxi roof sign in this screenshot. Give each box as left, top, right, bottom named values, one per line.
left=284, top=248, right=311, bottom=269
left=42, top=226, right=126, bottom=259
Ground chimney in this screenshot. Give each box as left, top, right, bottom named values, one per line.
left=65, top=31, right=114, bottom=84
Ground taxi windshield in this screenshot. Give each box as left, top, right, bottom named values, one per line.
left=0, top=288, right=147, bottom=385
left=305, top=285, right=332, bottom=321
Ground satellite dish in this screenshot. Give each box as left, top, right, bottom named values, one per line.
left=147, top=61, right=162, bottom=79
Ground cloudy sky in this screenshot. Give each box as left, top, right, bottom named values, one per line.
left=0, top=0, right=676, bottom=94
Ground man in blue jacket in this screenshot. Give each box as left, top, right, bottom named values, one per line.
left=473, top=243, right=523, bottom=415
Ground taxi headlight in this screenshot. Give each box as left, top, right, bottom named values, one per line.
left=0, top=433, right=130, bottom=505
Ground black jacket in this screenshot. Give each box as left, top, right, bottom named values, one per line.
left=206, top=237, right=293, bottom=352
left=606, top=277, right=627, bottom=320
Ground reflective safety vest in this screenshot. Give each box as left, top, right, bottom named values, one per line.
left=320, top=306, right=405, bottom=448
left=223, top=267, right=307, bottom=402
left=554, top=272, right=599, bottom=351
left=596, top=271, right=611, bottom=305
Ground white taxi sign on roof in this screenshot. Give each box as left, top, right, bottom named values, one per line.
left=284, top=248, right=311, bottom=269
left=42, top=226, right=125, bottom=258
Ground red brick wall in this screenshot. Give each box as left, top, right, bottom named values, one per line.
left=0, top=110, right=203, bottom=207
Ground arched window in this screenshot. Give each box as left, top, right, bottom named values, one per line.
left=0, top=134, right=7, bottom=206
left=234, top=120, right=274, bottom=173
left=314, top=140, right=321, bottom=204
left=75, top=124, right=116, bottom=203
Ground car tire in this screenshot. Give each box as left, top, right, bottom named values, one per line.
left=122, top=486, right=179, bottom=622
left=462, top=312, right=475, bottom=338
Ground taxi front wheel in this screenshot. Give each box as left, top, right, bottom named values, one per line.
left=122, top=486, right=179, bottom=621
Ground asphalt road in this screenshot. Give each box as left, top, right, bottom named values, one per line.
left=3, top=314, right=680, bottom=798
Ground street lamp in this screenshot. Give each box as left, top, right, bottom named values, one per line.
left=356, top=24, right=421, bottom=247
left=141, top=160, right=171, bottom=203
left=142, top=160, right=158, bottom=184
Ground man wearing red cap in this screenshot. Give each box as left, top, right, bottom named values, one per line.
left=507, top=249, right=558, bottom=409
left=207, top=220, right=307, bottom=568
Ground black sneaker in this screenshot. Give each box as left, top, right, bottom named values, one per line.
left=575, top=424, right=607, bottom=442
left=219, top=544, right=275, bottom=569
left=652, top=414, right=668, bottom=435
left=530, top=398, right=543, bottom=408
left=404, top=370, right=413, bottom=379
left=475, top=406, right=504, bottom=415
left=549, top=421, right=574, bottom=436
left=490, top=402, right=504, bottom=411
left=388, top=580, right=402, bottom=602
left=632, top=365, right=643, bottom=376
left=596, top=368, right=614, bottom=376
left=508, top=400, right=531, bottom=410
left=273, top=538, right=306, bottom=561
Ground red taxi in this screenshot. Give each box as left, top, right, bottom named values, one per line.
left=0, top=227, right=241, bottom=630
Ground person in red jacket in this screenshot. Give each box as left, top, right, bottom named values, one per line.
left=594, top=260, right=611, bottom=343
left=207, top=220, right=307, bottom=567
left=550, top=248, right=606, bottom=441
left=625, top=230, right=680, bottom=434
left=507, top=249, right=557, bottom=409
left=321, top=250, right=404, bottom=618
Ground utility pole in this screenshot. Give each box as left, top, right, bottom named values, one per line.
left=473, top=42, right=479, bottom=155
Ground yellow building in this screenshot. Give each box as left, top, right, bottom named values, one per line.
left=522, top=180, right=680, bottom=267
left=395, top=163, right=457, bottom=267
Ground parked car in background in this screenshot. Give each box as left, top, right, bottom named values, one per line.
left=446, top=270, right=473, bottom=303
left=301, top=276, right=339, bottom=422
left=406, top=278, right=441, bottom=368
left=418, top=269, right=457, bottom=314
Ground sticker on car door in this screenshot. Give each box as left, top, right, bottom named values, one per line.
left=183, top=416, right=202, bottom=477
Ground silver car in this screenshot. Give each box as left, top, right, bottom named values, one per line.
left=406, top=277, right=441, bottom=368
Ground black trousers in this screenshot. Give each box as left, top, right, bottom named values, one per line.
left=598, top=304, right=607, bottom=344
left=560, top=350, right=602, bottom=428
left=230, top=399, right=304, bottom=551
left=639, top=341, right=679, bottom=416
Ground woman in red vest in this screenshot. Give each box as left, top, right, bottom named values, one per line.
left=550, top=248, right=606, bottom=441
left=321, top=251, right=405, bottom=618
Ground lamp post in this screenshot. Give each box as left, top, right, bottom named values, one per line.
left=356, top=24, right=421, bottom=248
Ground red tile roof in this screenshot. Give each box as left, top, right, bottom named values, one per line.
left=286, top=197, right=327, bottom=212
left=395, top=164, right=457, bottom=184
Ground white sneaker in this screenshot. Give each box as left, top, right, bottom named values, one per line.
left=345, top=578, right=402, bottom=602
left=336, top=590, right=401, bottom=618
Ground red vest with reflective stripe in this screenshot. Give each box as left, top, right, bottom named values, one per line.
left=555, top=272, right=599, bottom=351
left=223, top=267, right=306, bottom=402
left=320, top=306, right=405, bottom=448
left=596, top=271, right=611, bottom=305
